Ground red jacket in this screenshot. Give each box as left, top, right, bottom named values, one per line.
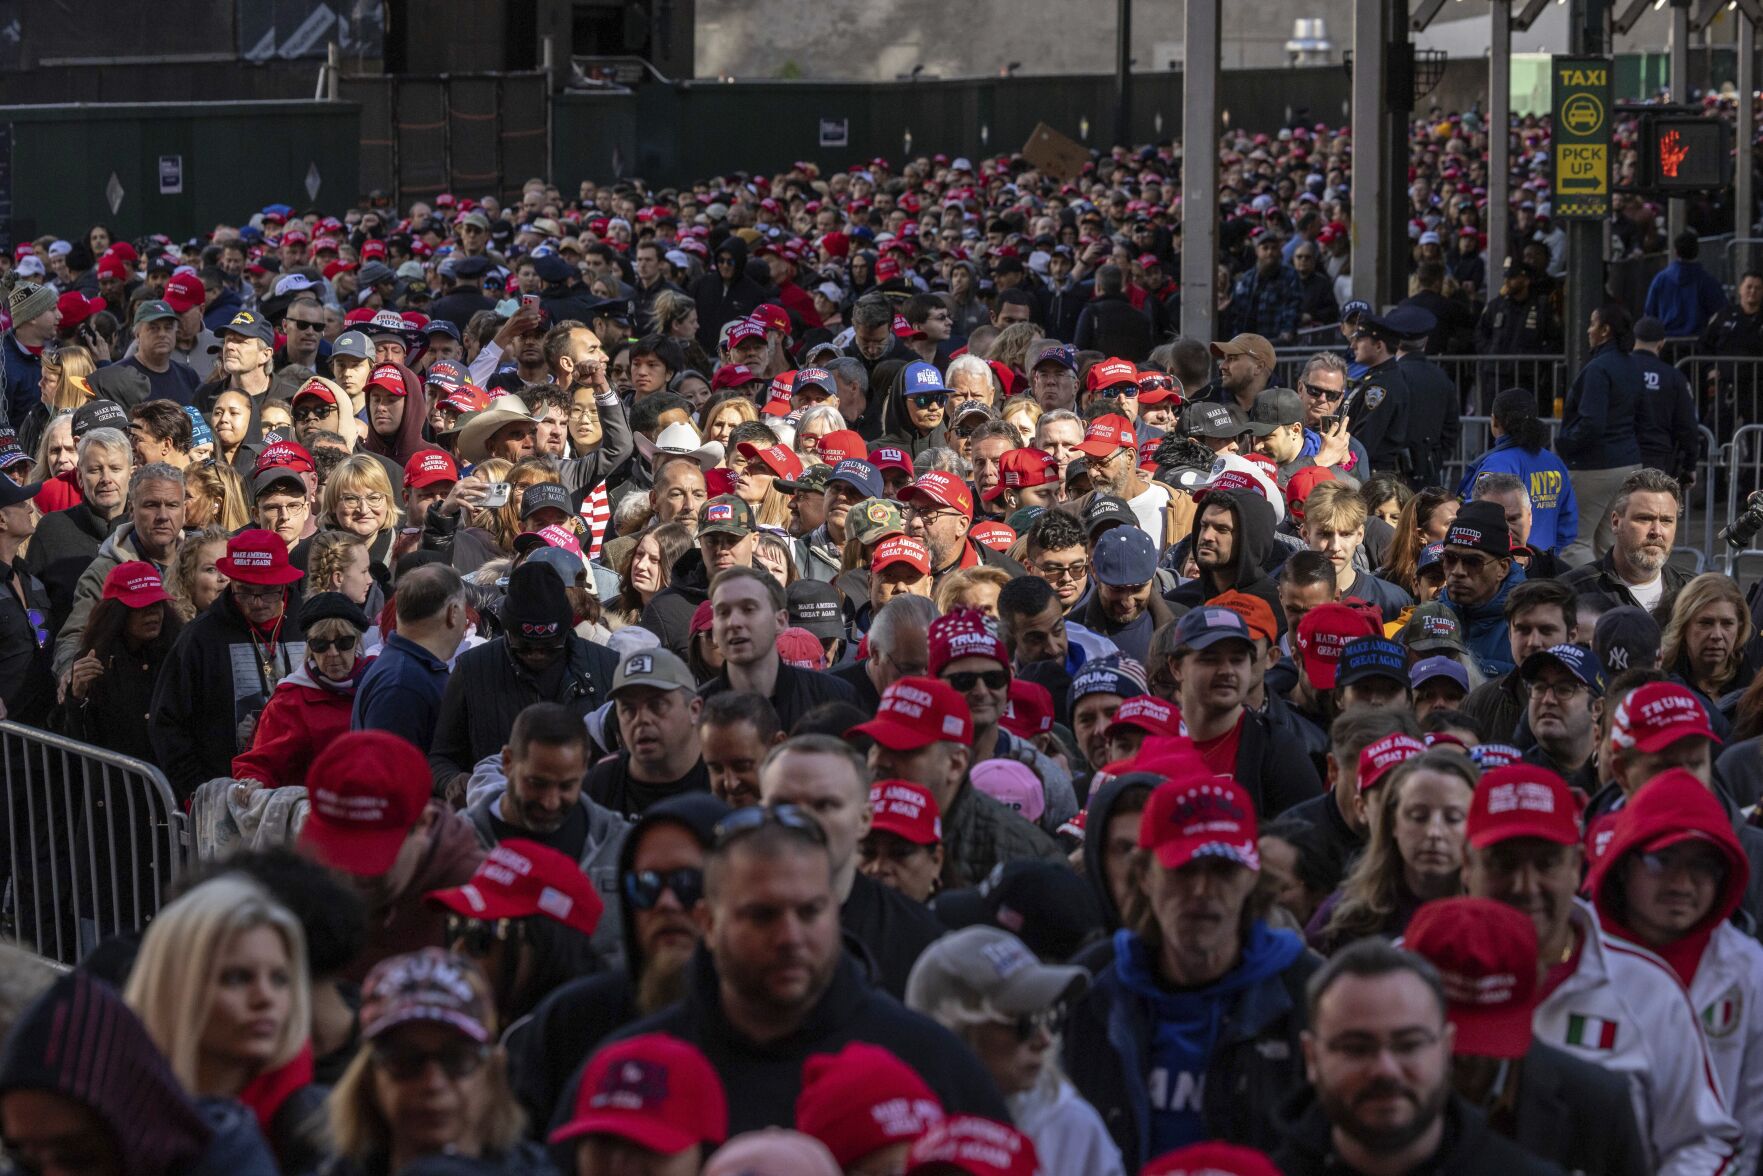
left=230, top=662, right=359, bottom=789
left=34, top=468, right=83, bottom=514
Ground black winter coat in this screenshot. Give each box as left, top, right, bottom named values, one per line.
left=148, top=590, right=307, bottom=800
left=428, top=634, right=618, bottom=792
left=1074, top=291, right=1155, bottom=361
left=1274, top=1091, right=1567, bottom=1175
left=940, top=777, right=1067, bottom=889
left=690, top=237, right=767, bottom=350
left=697, top=659, right=858, bottom=733
left=638, top=548, right=711, bottom=662
left=1506, top=1041, right=1649, bottom=1176
left=22, top=502, right=116, bottom=641
left=0, top=559, right=53, bottom=728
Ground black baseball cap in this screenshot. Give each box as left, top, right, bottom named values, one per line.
left=931, top=859, right=1104, bottom=963
left=786, top=580, right=844, bottom=640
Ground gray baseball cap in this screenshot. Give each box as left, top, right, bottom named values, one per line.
left=1249, top=387, right=1305, bottom=436
left=611, top=648, right=696, bottom=695
left=903, top=925, right=1088, bottom=1017
left=1186, top=402, right=1248, bottom=439
left=133, top=300, right=176, bottom=326
left=332, top=330, right=374, bottom=361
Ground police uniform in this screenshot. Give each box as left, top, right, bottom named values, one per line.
left=1347, top=314, right=1410, bottom=478
left=1388, top=306, right=1460, bottom=490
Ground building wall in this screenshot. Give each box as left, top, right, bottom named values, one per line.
left=693, top=0, right=1358, bottom=80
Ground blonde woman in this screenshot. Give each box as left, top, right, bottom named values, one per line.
left=183, top=458, right=252, bottom=532
left=307, top=530, right=374, bottom=609
left=934, top=566, right=1010, bottom=617
left=451, top=457, right=563, bottom=572
left=999, top=392, right=1042, bottom=442
left=320, top=950, right=540, bottom=1176
left=166, top=524, right=232, bottom=620
left=988, top=322, right=1042, bottom=378
left=19, top=345, right=96, bottom=455
left=320, top=453, right=402, bottom=581
left=1662, top=572, right=1758, bottom=707
left=700, top=390, right=759, bottom=448
left=123, top=874, right=320, bottom=1169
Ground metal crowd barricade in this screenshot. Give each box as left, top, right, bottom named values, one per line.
left=1676, top=354, right=1763, bottom=443
left=0, top=721, right=188, bottom=965
left=1428, top=354, right=1568, bottom=417
left=1723, top=424, right=1763, bottom=576
left=1695, top=424, right=1720, bottom=561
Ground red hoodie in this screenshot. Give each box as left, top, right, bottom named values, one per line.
left=1587, top=769, right=1750, bottom=987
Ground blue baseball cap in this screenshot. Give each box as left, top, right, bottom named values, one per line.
left=1337, top=637, right=1409, bottom=687
left=1091, top=526, right=1159, bottom=586
left=1416, top=541, right=1446, bottom=574
left=1520, top=642, right=1606, bottom=697
left=424, top=319, right=463, bottom=342
left=1410, top=655, right=1470, bottom=693
left=183, top=405, right=215, bottom=449
left=901, top=361, right=949, bottom=396
left=828, top=458, right=883, bottom=499
left=1173, top=606, right=1254, bottom=652
left=1340, top=299, right=1372, bottom=323
left=1067, top=655, right=1148, bottom=710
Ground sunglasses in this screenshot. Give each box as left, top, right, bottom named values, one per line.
left=372, top=1041, right=490, bottom=1082
left=1007, top=1007, right=1065, bottom=1042
left=1299, top=382, right=1345, bottom=402
left=284, top=318, right=324, bottom=332
left=943, top=669, right=1010, bottom=691
left=446, top=914, right=526, bottom=957
left=1092, top=385, right=1137, bottom=398
left=292, top=404, right=336, bottom=423
left=907, top=393, right=948, bottom=409
left=1137, top=375, right=1177, bottom=391
left=306, top=635, right=358, bottom=655
left=623, top=867, right=705, bottom=911
left=712, top=803, right=829, bottom=848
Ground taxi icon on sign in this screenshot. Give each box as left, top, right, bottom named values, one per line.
left=1562, top=93, right=1604, bottom=136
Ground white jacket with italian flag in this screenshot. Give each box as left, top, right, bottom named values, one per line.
left=1533, top=901, right=1742, bottom=1175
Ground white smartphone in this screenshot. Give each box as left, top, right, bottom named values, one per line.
left=480, top=481, right=512, bottom=509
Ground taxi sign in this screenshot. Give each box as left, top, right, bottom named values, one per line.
left=1551, top=55, right=1612, bottom=219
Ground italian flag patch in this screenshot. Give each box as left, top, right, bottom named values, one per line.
left=1566, top=1013, right=1619, bottom=1050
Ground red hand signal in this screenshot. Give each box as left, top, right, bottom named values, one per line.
left=1659, top=129, right=1689, bottom=179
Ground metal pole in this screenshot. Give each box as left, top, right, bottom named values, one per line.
left=1739, top=15, right=1756, bottom=243
left=326, top=41, right=340, bottom=101
left=1489, top=0, right=1512, bottom=278
left=1564, top=0, right=1609, bottom=378
left=1669, top=3, right=1690, bottom=243
left=1117, top=0, right=1134, bottom=146
left=1180, top=0, right=1221, bottom=343
left=1352, top=0, right=1390, bottom=307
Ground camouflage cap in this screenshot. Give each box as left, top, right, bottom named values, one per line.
left=847, top=497, right=907, bottom=546
left=778, top=463, right=834, bottom=494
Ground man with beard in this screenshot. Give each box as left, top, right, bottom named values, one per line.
left=464, top=703, right=630, bottom=968
left=1065, top=773, right=1319, bottom=1170
left=1207, top=333, right=1275, bottom=413
left=1518, top=643, right=1604, bottom=788
left=1559, top=469, right=1690, bottom=621
left=1073, top=413, right=1173, bottom=545
left=1463, top=764, right=1742, bottom=1173
left=1076, top=525, right=1176, bottom=665
left=758, top=734, right=945, bottom=997
left=577, top=807, right=1008, bottom=1134
left=507, top=793, right=730, bottom=1130
left=1275, top=939, right=1563, bottom=1175
left=586, top=648, right=709, bottom=821
left=1167, top=488, right=1284, bottom=632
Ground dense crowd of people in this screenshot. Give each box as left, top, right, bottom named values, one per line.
left=0, top=113, right=1760, bottom=1175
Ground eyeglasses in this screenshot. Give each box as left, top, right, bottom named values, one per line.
left=1298, top=381, right=1345, bottom=403
left=623, top=867, right=706, bottom=911
left=1529, top=677, right=1587, bottom=702
left=567, top=404, right=600, bottom=420
left=1637, top=848, right=1728, bottom=884
left=336, top=492, right=389, bottom=511
left=1033, top=559, right=1089, bottom=582
left=306, top=635, right=358, bottom=655
left=712, top=803, right=829, bottom=849
left=903, top=504, right=964, bottom=525
left=292, top=404, right=337, bottom=423
left=284, top=318, right=325, bottom=331
left=1092, top=385, right=1138, bottom=399
left=372, top=1040, right=491, bottom=1082
left=232, top=583, right=284, bottom=601
left=943, top=669, right=1010, bottom=691
left=907, top=393, right=948, bottom=410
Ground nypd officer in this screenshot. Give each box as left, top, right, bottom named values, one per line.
left=1347, top=311, right=1411, bottom=481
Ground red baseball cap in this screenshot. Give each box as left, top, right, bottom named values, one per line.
left=101, top=561, right=169, bottom=608
left=850, top=677, right=973, bottom=750
left=816, top=429, right=866, bottom=467
left=903, top=471, right=974, bottom=517
left=777, top=626, right=827, bottom=670
left=904, top=1116, right=1037, bottom=1176
left=292, top=377, right=338, bottom=406
left=1467, top=764, right=1580, bottom=850
left=1085, top=358, right=1139, bottom=392
left=726, top=318, right=767, bottom=348
left=1076, top=413, right=1135, bottom=459
left=1403, top=896, right=1538, bottom=1060
left=1608, top=681, right=1721, bottom=755
left=215, top=528, right=303, bottom=586
left=1135, top=372, right=1186, bottom=407
left=737, top=441, right=805, bottom=482
left=876, top=257, right=903, bottom=282
left=969, top=520, right=1015, bottom=551
left=550, top=1034, right=728, bottom=1154
left=255, top=440, right=316, bottom=475
left=366, top=363, right=408, bottom=397
left=323, top=260, right=357, bottom=279
left=1357, top=732, right=1427, bottom=793
left=1294, top=603, right=1378, bottom=690
left=797, top=1042, right=944, bottom=1165
left=1139, top=777, right=1260, bottom=872
left=867, top=781, right=944, bottom=845
left=56, top=291, right=106, bottom=329
left=1106, top=694, right=1182, bottom=740
left=753, top=303, right=792, bottom=334
left=928, top=609, right=1009, bottom=675
left=163, top=273, right=205, bottom=314
left=1207, top=590, right=1278, bottom=645
left=1000, top=679, right=1054, bottom=738
left=710, top=363, right=760, bottom=391
left=96, top=255, right=129, bottom=281
left=297, top=732, right=434, bottom=876
left=404, top=448, right=459, bottom=489
left=869, top=445, right=914, bottom=475
left=983, top=448, right=1058, bottom=502
left=872, top=535, right=932, bottom=575
left=1142, top=1142, right=1282, bottom=1176
left=360, top=239, right=388, bottom=259
left=1284, top=465, right=1337, bottom=522
left=426, top=839, right=604, bottom=937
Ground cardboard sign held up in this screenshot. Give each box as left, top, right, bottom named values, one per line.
left=1022, top=122, right=1089, bottom=182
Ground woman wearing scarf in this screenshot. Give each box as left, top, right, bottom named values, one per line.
left=230, top=592, right=370, bottom=790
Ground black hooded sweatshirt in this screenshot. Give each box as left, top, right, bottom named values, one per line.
left=690, top=236, right=767, bottom=350
left=638, top=546, right=712, bottom=662
left=1165, top=487, right=1287, bottom=636
left=505, top=793, right=730, bottom=1137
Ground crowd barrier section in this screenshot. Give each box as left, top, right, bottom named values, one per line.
left=1677, top=354, right=1763, bottom=444
left=0, top=721, right=188, bottom=966
left=1724, top=424, right=1763, bottom=575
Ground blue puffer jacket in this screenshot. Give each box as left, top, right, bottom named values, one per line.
left=1445, top=561, right=1527, bottom=676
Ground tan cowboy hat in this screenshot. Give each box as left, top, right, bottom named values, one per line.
left=455, top=395, right=539, bottom=464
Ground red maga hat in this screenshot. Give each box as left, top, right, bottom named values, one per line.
left=550, top=1033, right=728, bottom=1154
left=867, top=781, right=944, bottom=845
left=1139, top=777, right=1260, bottom=872
left=426, top=839, right=604, bottom=937
left=101, top=561, right=170, bottom=608
left=1403, top=896, right=1539, bottom=1060
left=850, top=677, right=973, bottom=750
left=1467, top=764, right=1580, bottom=850
left=298, top=732, right=434, bottom=876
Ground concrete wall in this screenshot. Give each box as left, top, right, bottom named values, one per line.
left=693, top=0, right=1357, bottom=80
